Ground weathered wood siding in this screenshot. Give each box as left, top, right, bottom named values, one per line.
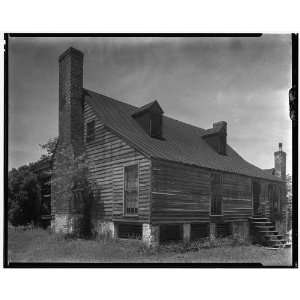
left=258, top=180, right=286, bottom=219
left=222, top=173, right=252, bottom=221
left=83, top=101, right=285, bottom=226
left=151, top=159, right=211, bottom=224
left=151, top=159, right=285, bottom=224
left=84, top=102, right=151, bottom=223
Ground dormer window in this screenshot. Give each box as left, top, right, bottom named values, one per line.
left=150, top=113, right=162, bottom=138
left=132, top=100, right=164, bottom=139
left=203, top=121, right=227, bottom=155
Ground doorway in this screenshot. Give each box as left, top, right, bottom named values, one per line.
left=268, top=184, right=280, bottom=221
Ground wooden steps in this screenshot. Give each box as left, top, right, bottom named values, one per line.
left=249, top=216, right=288, bottom=249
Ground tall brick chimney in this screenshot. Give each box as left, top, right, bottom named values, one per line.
left=274, top=142, right=286, bottom=180
left=58, top=47, right=84, bottom=156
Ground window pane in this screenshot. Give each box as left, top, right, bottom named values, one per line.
left=124, top=165, right=138, bottom=215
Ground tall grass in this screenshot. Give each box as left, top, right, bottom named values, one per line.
left=7, top=226, right=292, bottom=265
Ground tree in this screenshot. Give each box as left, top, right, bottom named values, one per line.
left=286, top=173, right=292, bottom=203
left=8, top=137, right=58, bottom=227
left=286, top=173, right=292, bottom=231
left=8, top=165, right=41, bottom=226
left=39, top=137, right=58, bottom=159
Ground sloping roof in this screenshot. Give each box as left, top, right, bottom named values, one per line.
left=203, top=125, right=225, bottom=137
left=132, top=100, right=163, bottom=117
left=84, top=89, right=283, bottom=182
left=263, top=168, right=275, bottom=176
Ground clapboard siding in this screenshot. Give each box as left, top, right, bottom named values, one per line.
left=222, top=173, right=252, bottom=221
left=257, top=180, right=286, bottom=219
left=151, top=159, right=255, bottom=223
left=151, top=159, right=286, bottom=224
left=83, top=102, right=285, bottom=226
left=151, top=159, right=211, bottom=223
left=84, top=102, right=151, bottom=223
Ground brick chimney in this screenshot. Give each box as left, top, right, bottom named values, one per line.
left=274, top=142, right=286, bottom=180
left=58, top=47, right=84, bottom=156
left=203, top=121, right=227, bottom=155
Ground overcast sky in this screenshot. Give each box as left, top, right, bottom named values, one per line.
left=8, top=35, right=292, bottom=174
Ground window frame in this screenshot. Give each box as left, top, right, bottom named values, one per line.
left=123, top=163, right=139, bottom=216
left=210, top=173, right=223, bottom=216
left=86, top=120, right=96, bottom=143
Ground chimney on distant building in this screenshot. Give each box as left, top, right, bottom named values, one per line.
left=58, top=47, right=84, bottom=156
left=274, top=142, right=286, bottom=180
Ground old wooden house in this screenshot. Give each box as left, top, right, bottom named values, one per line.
left=51, top=47, right=287, bottom=247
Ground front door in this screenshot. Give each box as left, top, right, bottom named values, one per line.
left=252, top=181, right=261, bottom=216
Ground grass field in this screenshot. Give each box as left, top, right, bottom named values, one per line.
left=7, top=227, right=292, bottom=265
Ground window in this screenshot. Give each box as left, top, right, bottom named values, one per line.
left=86, top=120, right=95, bottom=142
left=210, top=173, right=223, bottom=215
left=124, top=164, right=138, bottom=215
left=150, top=113, right=162, bottom=139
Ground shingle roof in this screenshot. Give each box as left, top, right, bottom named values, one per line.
left=203, top=126, right=223, bottom=137
left=84, top=89, right=283, bottom=182
left=263, top=168, right=275, bottom=176
left=132, top=100, right=163, bottom=117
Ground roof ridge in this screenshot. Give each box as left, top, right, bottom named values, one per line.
left=83, top=88, right=283, bottom=182
left=84, top=88, right=138, bottom=110
left=84, top=88, right=206, bottom=133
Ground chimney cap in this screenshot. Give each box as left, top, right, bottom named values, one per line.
left=213, top=121, right=227, bottom=128
left=59, top=47, right=84, bottom=62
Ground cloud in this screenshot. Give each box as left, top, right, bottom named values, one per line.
left=8, top=35, right=292, bottom=174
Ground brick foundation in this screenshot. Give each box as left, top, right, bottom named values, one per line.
left=142, top=224, right=160, bottom=247
left=97, top=221, right=116, bottom=239
left=210, top=223, right=216, bottom=241
left=232, top=221, right=250, bottom=241
left=53, top=214, right=83, bottom=234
